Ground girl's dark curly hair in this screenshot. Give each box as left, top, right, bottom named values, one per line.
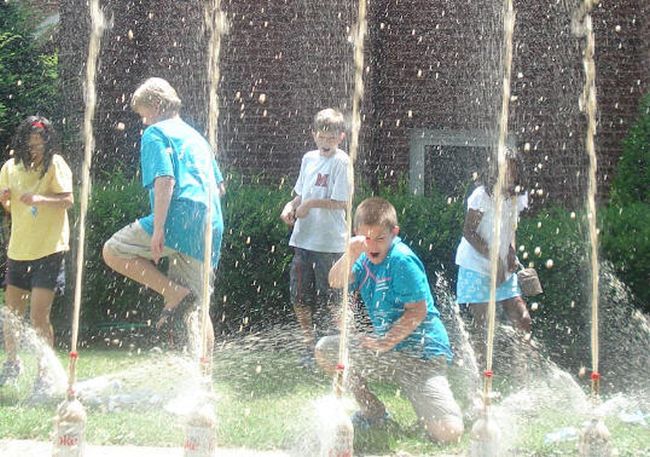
left=11, top=116, right=58, bottom=178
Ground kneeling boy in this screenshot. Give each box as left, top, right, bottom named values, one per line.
left=316, top=197, right=464, bottom=444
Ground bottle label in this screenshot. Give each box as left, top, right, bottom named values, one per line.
left=184, top=425, right=216, bottom=457
left=322, top=425, right=353, bottom=457
left=53, top=422, right=85, bottom=457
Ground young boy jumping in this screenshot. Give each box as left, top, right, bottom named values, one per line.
left=280, top=108, right=351, bottom=367
left=317, top=197, right=464, bottom=444
left=103, top=77, right=224, bottom=358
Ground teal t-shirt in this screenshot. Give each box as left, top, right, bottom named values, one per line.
left=137, top=118, right=224, bottom=266
left=351, top=237, right=453, bottom=361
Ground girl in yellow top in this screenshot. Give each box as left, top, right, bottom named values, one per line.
left=0, top=116, right=73, bottom=399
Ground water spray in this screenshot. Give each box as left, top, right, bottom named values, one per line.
left=181, top=3, right=225, bottom=455
left=319, top=2, right=367, bottom=457
left=52, top=1, right=105, bottom=456
left=572, top=2, right=612, bottom=455
left=469, top=1, right=515, bottom=455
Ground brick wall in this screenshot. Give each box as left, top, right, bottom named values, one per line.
left=365, top=0, right=647, bottom=204
left=58, top=0, right=647, bottom=203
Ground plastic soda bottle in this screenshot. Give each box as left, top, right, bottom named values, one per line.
left=184, top=397, right=217, bottom=457
left=469, top=411, right=500, bottom=457
left=52, top=397, right=87, bottom=457
left=321, top=411, right=353, bottom=457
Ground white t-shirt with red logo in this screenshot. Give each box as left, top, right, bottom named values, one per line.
left=289, top=148, right=350, bottom=253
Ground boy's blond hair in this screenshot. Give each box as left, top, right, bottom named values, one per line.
left=131, top=77, right=181, bottom=118
left=313, top=108, right=345, bottom=133
left=354, top=197, right=398, bottom=231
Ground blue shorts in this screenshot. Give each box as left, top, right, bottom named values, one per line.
left=6, top=252, right=66, bottom=293
left=456, top=266, right=521, bottom=304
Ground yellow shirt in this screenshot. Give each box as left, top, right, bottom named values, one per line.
left=0, top=155, right=73, bottom=261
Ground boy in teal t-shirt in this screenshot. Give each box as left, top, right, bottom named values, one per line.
left=103, top=78, right=224, bottom=358
left=316, top=197, right=463, bottom=444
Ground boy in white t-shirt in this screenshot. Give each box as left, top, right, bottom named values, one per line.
left=280, top=109, right=351, bottom=367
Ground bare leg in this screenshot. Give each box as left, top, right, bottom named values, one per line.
left=348, top=371, right=386, bottom=419
left=29, top=287, right=56, bottom=374
left=30, top=288, right=55, bottom=347
left=502, top=296, right=531, bottom=333
left=3, top=285, right=30, bottom=362
left=293, top=302, right=315, bottom=348
left=103, top=247, right=191, bottom=308
left=314, top=341, right=385, bottom=420
left=423, top=416, right=464, bottom=444
left=468, top=302, right=488, bottom=367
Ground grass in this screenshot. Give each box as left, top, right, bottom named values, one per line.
left=1, top=347, right=649, bottom=456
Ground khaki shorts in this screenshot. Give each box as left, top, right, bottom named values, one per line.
left=104, top=221, right=213, bottom=302
left=316, top=335, right=463, bottom=424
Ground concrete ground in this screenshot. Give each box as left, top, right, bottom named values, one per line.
left=0, top=439, right=463, bottom=456
left=0, top=440, right=289, bottom=457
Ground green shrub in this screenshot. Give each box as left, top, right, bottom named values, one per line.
left=517, top=207, right=592, bottom=367
left=55, top=169, right=647, bottom=367
left=517, top=204, right=649, bottom=381
left=0, top=2, right=59, bottom=148
left=214, top=177, right=293, bottom=332
left=600, top=203, right=650, bottom=310
left=52, top=170, right=152, bottom=340
left=610, top=93, right=650, bottom=206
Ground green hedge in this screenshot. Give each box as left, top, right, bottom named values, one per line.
left=610, top=93, right=650, bottom=206
left=0, top=1, right=59, bottom=148
left=52, top=171, right=155, bottom=342
left=214, top=177, right=293, bottom=332
left=54, top=170, right=648, bottom=357
left=600, top=204, right=650, bottom=309
left=604, top=92, right=650, bottom=308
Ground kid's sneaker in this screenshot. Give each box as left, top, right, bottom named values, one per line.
left=0, top=359, right=22, bottom=387
left=350, top=410, right=391, bottom=430
left=26, top=372, right=58, bottom=404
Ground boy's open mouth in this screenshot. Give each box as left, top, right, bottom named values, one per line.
left=369, top=251, right=380, bottom=259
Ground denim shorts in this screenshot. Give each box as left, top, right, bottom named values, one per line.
left=6, top=252, right=66, bottom=292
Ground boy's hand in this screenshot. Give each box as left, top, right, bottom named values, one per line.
left=280, top=202, right=296, bottom=226
left=349, top=235, right=367, bottom=259
left=294, top=201, right=311, bottom=219
left=19, top=193, right=43, bottom=205
left=151, top=229, right=165, bottom=264
left=360, top=335, right=391, bottom=353
left=0, top=188, right=10, bottom=202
